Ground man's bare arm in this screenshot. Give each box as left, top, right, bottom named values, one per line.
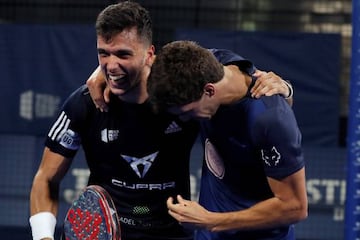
left=167, top=168, right=307, bottom=232
left=30, top=147, right=72, bottom=240
left=86, top=65, right=110, bottom=112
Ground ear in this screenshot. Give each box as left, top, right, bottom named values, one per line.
left=146, top=45, right=156, bottom=66
left=204, top=83, right=215, bottom=97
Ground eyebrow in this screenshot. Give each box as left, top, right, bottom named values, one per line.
left=97, top=48, right=108, bottom=54
left=97, top=48, right=133, bottom=56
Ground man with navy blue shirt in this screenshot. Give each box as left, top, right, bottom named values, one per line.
left=148, top=40, right=308, bottom=240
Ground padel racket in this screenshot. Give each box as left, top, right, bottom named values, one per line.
left=63, top=185, right=121, bottom=240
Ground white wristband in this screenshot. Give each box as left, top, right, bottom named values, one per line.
left=29, top=212, right=56, bottom=240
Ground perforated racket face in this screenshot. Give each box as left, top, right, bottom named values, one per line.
left=64, top=185, right=121, bottom=240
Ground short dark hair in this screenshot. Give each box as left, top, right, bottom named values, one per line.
left=148, top=40, right=224, bottom=111
left=95, top=1, right=152, bottom=45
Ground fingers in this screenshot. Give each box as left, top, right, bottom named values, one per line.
left=167, top=196, right=183, bottom=221
left=92, top=97, right=109, bottom=113
left=167, top=196, right=175, bottom=208
left=96, top=87, right=110, bottom=112
left=167, top=195, right=191, bottom=215
left=251, top=71, right=287, bottom=98
left=104, top=87, right=111, bottom=104
left=176, top=195, right=187, bottom=205
left=86, top=71, right=109, bottom=112
left=167, top=195, right=187, bottom=208
left=252, top=69, right=266, bottom=78
left=93, top=99, right=109, bottom=112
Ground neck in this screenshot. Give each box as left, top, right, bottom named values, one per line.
left=119, top=86, right=149, bottom=104
left=217, top=65, right=250, bottom=104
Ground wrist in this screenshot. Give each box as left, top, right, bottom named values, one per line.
left=282, top=80, right=293, bottom=99
left=29, top=212, right=56, bottom=240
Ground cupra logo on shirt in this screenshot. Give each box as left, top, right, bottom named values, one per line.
left=121, top=152, right=159, bottom=178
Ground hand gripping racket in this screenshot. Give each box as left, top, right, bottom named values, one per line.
left=63, top=185, right=121, bottom=240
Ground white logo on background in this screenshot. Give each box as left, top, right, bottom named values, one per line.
left=19, top=90, right=61, bottom=120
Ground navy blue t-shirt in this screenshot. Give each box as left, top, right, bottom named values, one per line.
left=195, top=49, right=304, bottom=240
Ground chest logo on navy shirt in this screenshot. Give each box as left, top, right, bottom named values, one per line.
left=205, top=139, right=225, bottom=179
left=261, top=146, right=281, bottom=167
left=101, top=129, right=119, bottom=143
left=121, top=152, right=159, bottom=178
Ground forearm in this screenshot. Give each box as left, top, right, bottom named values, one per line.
left=86, top=65, right=109, bottom=111
left=30, top=176, right=59, bottom=216
left=30, top=174, right=60, bottom=240
left=168, top=171, right=307, bottom=233
left=206, top=197, right=306, bottom=232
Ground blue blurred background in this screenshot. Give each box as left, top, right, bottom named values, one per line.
left=0, top=1, right=353, bottom=239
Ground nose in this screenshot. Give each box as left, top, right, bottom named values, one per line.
left=106, top=54, right=121, bottom=72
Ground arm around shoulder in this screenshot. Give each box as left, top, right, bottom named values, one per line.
left=86, top=65, right=110, bottom=112
left=250, top=70, right=294, bottom=106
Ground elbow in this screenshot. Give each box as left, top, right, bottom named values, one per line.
left=301, top=205, right=308, bottom=221
left=297, top=208, right=308, bottom=222
left=293, top=202, right=308, bottom=223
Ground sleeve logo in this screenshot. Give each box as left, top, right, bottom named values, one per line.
left=261, top=146, right=281, bottom=167
left=60, top=129, right=81, bottom=150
